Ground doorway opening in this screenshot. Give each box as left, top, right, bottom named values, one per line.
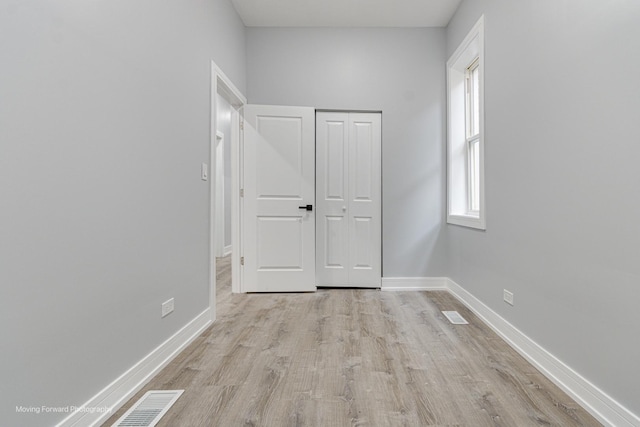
left=210, top=61, right=246, bottom=320
left=214, top=130, right=227, bottom=258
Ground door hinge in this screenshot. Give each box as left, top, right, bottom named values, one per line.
left=240, top=188, right=244, bottom=197
left=240, top=120, right=244, bottom=131
left=240, top=256, right=244, bottom=266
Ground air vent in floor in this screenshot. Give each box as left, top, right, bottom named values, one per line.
left=442, top=310, right=469, bottom=325
left=112, top=390, right=184, bottom=427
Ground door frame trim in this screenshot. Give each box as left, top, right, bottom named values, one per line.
left=210, top=61, right=246, bottom=318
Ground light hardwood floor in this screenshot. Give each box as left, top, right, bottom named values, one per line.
left=104, top=256, right=601, bottom=426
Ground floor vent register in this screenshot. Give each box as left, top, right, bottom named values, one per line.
left=112, top=390, right=184, bottom=427
left=442, top=310, right=469, bottom=325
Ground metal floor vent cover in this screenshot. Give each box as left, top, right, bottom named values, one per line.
left=112, top=390, right=184, bottom=427
left=442, top=311, right=469, bottom=325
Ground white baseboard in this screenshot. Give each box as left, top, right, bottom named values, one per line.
left=381, top=277, right=448, bottom=291
left=223, top=245, right=232, bottom=256
left=443, top=277, right=639, bottom=427
left=57, top=308, right=212, bottom=427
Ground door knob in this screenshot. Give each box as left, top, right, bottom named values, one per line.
left=342, top=206, right=347, bottom=211
left=298, top=204, right=313, bottom=211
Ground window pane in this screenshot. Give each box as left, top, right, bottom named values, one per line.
left=468, top=138, right=480, bottom=212
left=471, top=65, right=480, bottom=136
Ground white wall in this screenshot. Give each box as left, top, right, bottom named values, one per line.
left=0, top=1, right=245, bottom=425
left=446, top=0, right=640, bottom=416
left=247, top=27, right=449, bottom=277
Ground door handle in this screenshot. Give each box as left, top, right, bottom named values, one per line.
left=298, top=204, right=313, bottom=211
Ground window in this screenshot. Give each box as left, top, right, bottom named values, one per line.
left=447, top=16, right=485, bottom=229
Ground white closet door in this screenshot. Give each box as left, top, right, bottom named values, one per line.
left=316, top=112, right=349, bottom=286
left=243, top=105, right=316, bottom=292
left=316, top=112, right=381, bottom=288
left=348, top=113, right=381, bottom=287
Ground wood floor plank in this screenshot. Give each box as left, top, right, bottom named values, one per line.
left=103, top=256, right=601, bottom=426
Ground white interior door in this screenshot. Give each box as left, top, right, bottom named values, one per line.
left=316, top=112, right=381, bottom=288
left=243, top=105, right=316, bottom=292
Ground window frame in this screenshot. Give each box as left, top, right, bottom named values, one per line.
left=447, top=15, right=486, bottom=230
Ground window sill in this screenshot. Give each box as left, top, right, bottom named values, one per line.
left=447, top=213, right=486, bottom=230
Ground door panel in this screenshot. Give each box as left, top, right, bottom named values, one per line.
left=316, top=113, right=349, bottom=286
left=349, top=113, right=381, bottom=287
left=352, top=216, right=373, bottom=268
left=316, top=112, right=381, bottom=288
left=243, top=105, right=316, bottom=292
left=256, top=116, right=304, bottom=199
left=325, top=121, right=346, bottom=200
left=325, top=216, right=346, bottom=267
left=353, top=122, right=373, bottom=200
left=256, top=216, right=303, bottom=269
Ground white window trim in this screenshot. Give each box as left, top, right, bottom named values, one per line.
left=447, top=15, right=486, bottom=230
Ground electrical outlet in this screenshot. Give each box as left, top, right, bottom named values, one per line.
left=503, top=289, right=514, bottom=306
left=162, top=298, right=174, bottom=318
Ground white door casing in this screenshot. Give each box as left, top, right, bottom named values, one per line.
left=211, top=61, right=247, bottom=314
left=316, top=112, right=381, bottom=288
left=243, top=105, right=316, bottom=292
